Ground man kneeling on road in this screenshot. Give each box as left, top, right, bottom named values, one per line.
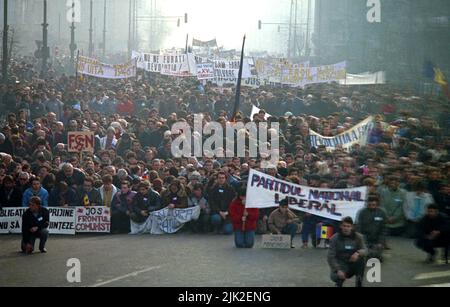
left=268, top=198, right=301, bottom=248
left=328, top=217, right=368, bottom=287
left=21, top=196, right=50, bottom=254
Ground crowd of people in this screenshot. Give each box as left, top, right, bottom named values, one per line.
left=1, top=56, right=449, bottom=286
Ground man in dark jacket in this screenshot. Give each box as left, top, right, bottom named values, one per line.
left=129, top=182, right=161, bottom=224
left=415, top=204, right=450, bottom=264
left=357, top=195, right=387, bottom=260
left=111, top=181, right=136, bottom=233
left=56, top=163, right=86, bottom=190
left=328, top=217, right=368, bottom=287
left=208, top=172, right=236, bottom=234
left=0, top=133, right=13, bottom=155
left=21, top=196, right=50, bottom=254
left=0, top=175, right=23, bottom=208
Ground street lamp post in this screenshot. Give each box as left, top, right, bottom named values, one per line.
left=70, top=1, right=77, bottom=74
left=102, top=0, right=107, bottom=58
left=41, top=0, right=49, bottom=78
left=2, top=0, right=8, bottom=83
left=89, top=0, right=93, bottom=57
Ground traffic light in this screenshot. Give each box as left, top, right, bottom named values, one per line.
left=184, top=13, right=188, bottom=24
left=278, top=25, right=281, bottom=33
left=177, top=18, right=180, bottom=27
left=258, top=20, right=262, bottom=30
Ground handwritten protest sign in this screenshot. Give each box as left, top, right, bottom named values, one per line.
left=68, top=131, right=95, bottom=153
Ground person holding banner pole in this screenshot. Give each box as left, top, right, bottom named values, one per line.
left=21, top=196, right=50, bottom=254
left=228, top=187, right=259, bottom=248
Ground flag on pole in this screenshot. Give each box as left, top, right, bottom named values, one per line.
left=316, top=224, right=334, bottom=239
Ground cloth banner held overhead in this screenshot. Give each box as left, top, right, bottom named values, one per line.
left=130, top=206, right=201, bottom=235
left=196, top=63, right=215, bottom=80
left=339, top=71, right=386, bottom=85
left=133, top=51, right=196, bottom=76
left=77, top=56, right=136, bottom=79
left=246, top=169, right=368, bottom=221
left=309, top=116, right=374, bottom=152
left=213, top=59, right=252, bottom=79
left=192, top=38, right=218, bottom=48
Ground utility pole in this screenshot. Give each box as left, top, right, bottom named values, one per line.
left=293, top=0, right=298, bottom=58
left=89, top=0, right=93, bottom=57
left=102, top=0, right=107, bottom=58
left=128, top=0, right=132, bottom=58
left=305, top=0, right=312, bottom=57
left=41, top=0, right=49, bottom=78
left=287, top=0, right=294, bottom=59
left=70, top=0, right=77, bottom=74
left=2, top=0, right=8, bottom=83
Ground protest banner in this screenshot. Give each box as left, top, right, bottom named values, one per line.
left=0, top=207, right=76, bottom=235
left=134, top=51, right=196, bottom=76
left=298, top=61, right=347, bottom=87
left=309, top=116, right=374, bottom=151
left=339, top=71, right=386, bottom=85
left=246, top=169, right=368, bottom=221
left=130, top=206, right=201, bottom=235
left=213, top=59, right=252, bottom=79
left=75, top=207, right=111, bottom=233
left=196, top=63, right=215, bottom=80
left=77, top=56, right=136, bottom=79
left=68, top=131, right=95, bottom=153
left=193, top=38, right=218, bottom=48
left=0, top=207, right=26, bottom=234
left=47, top=208, right=76, bottom=235
left=261, top=234, right=291, bottom=249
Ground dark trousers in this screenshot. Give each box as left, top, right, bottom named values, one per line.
left=234, top=230, right=255, bottom=248
left=21, top=228, right=49, bottom=252
left=416, top=236, right=450, bottom=260
left=190, top=212, right=211, bottom=233
left=281, top=223, right=298, bottom=243
left=111, top=211, right=131, bottom=234
left=330, top=258, right=366, bottom=287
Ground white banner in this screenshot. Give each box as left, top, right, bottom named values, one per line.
left=212, top=59, right=252, bottom=79
left=133, top=51, right=196, bottom=76
left=196, top=63, right=215, bottom=80
left=77, top=56, right=136, bottom=79
left=246, top=169, right=368, bottom=221
left=309, top=116, right=374, bottom=152
left=130, top=206, right=201, bottom=235
left=75, top=207, right=111, bottom=233
left=0, top=207, right=76, bottom=235
left=339, top=71, right=386, bottom=85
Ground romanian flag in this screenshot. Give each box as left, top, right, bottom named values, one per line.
left=316, top=225, right=334, bottom=239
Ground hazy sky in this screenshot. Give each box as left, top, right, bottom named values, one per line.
left=147, top=0, right=312, bottom=53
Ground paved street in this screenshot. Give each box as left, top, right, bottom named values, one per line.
left=0, top=234, right=449, bottom=287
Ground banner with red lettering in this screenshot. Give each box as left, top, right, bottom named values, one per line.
left=75, top=207, right=111, bottom=233
left=68, top=131, right=95, bottom=153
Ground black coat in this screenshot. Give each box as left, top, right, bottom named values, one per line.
left=0, top=186, right=23, bottom=208
left=207, top=183, right=236, bottom=214
left=417, top=214, right=450, bottom=238
left=22, top=207, right=49, bottom=242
